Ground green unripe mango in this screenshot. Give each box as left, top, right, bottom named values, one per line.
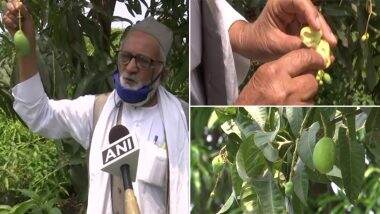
left=300, top=26, right=322, bottom=48
left=284, top=181, right=293, bottom=196
left=361, top=33, right=369, bottom=42
left=14, top=30, right=31, bottom=57
left=313, top=137, right=335, bottom=174
left=301, top=26, right=333, bottom=85
left=323, top=73, right=332, bottom=84
left=315, top=40, right=331, bottom=68
left=317, top=70, right=324, bottom=77
left=212, top=154, right=224, bottom=173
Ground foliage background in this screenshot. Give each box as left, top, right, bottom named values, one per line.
left=191, top=107, right=380, bottom=213
left=228, top=0, right=380, bottom=105
left=0, top=0, right=188, bottom=213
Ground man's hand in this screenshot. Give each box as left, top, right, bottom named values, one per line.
left=2, top=0, right=35, bottom=49
left=229, top=0, right=337, bottom=62
left=235, top=49, right=326, bottom=105
left=2, top=0, right=37, bottom=82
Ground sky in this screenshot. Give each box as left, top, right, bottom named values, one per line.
left=111, top=1, right=149, bottom=29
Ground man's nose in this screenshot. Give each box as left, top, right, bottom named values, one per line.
left=124, top=58, right=139, bottom=74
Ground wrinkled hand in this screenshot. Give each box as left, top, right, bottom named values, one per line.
left=2, top=0, right=35, bottom=50
left=235, top=49, right=325, bottom=105
left=230, top=0, right=337, bottom=62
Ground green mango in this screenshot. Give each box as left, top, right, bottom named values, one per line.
left=313, top=137, right=335, bottom=174
left=212, top=154, right=224, bottom=173
left=300, top=26, right=322, bottom=48
left=14, top=30, right=31, bottom=57
left=323, top=72, right=332, bottom=84
left=316, top=40, right=331, bottom=68
left=285, top=181, right=293, bottom=196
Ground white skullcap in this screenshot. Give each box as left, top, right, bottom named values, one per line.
left=129, top=17, right=173, bottom=57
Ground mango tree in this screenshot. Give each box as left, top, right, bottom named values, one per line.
left=191, top=107, right=380, bottom=213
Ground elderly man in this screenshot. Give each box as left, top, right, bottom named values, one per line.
left=191, top=0, right=337, bottom=105
left=2, top=1, right=188, bottom=214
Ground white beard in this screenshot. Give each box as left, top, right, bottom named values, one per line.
left=119, top=74, right=144, bottom=90
left=119, top=74, right=161, bottom=107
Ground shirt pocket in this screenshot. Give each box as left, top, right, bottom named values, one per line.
left=136, top=140, right=167, bottom=187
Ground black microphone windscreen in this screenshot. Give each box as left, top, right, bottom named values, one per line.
left=109, top=124, right=129, bottom=143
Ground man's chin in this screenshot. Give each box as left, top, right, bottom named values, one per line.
left=120, top=82, right=143, bottom=90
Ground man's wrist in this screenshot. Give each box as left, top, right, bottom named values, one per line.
left=18, top=50, right=38, bottom=82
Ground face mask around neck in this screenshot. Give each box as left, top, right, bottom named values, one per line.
left=112, top=69, right=161, bottom=106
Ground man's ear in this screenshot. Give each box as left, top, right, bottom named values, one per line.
left=159, top=66, right=169, bottom=83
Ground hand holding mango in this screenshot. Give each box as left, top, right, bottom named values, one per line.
left=300, top=26, right=332, bottom=85
left=14, top=0, right=31, bottom=57
left=1, top=0, right=32, bottom=57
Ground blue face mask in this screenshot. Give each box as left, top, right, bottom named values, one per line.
left=113, top=69, right=161, bottom=104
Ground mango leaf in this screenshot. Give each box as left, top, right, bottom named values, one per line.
left=244, top=107, right=267, bottom=131
left=292, top=159, right=309, bottom=206
left=252, top=118, right=280, bottom=162
left=192, top=108, right=213, bottom=140
left=207, top=111, right=218, bottom=129
left=217, top=191, right=236, bottom=214
left=365, top=131, right=380, bottom=167
left=365, top=108, right=380, bottom=133
left=355, top=111, right=368, bottom=130
left=235, top=137, right=267, bottom=181
left=47, top=207, right=62, bottom=214
left=0, top=205, right=11, bottom=212
left=365, top=52, right=379, bottom=91
left=253, top=172, right=286, bottom=214
left=326, top=166, right=342, bottom=178
left=337, top=127, right=365, bottom=204
left=229, top=163, right=243, bottom=196
left=225, top=133, right=242, bottom=163
left=364, top=108, right=380, bottom=166
left=221, top=120, right=242, bottom=139
left=305, top=167, right=330, bottom=184
left=290, top=194, right=306, bottom=214
left=298, top=122, right=320, bottom=170
left=285, top=107, right=303, bottom=137
left=316, top=108, right=336, bottom=138
left=240, top=182, right=260, bottom=213
left=253, top=131, right=279, bottom=162
left=235, top=111, right=261, bottom=138
left=215, top=108, right=237, bottom=123
left=10, top=199, right=36, bottom=214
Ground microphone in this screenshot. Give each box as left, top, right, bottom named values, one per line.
left=101, top=125, right=139, bottom=181
left=101, top=125, right=140, bottom=214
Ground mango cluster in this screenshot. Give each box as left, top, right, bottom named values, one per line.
left=300, top=26, right=332, bottom=85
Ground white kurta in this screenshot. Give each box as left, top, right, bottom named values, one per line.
left=190, top=0, right=250, bottom=105
left=12, top=73, right=189, bottom=214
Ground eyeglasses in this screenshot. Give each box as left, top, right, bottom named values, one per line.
left=117, top=51, right=163, bottom=70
